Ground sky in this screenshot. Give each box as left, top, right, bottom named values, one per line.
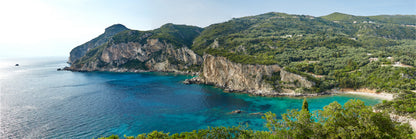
left=0, top=0, right=415, bottom=58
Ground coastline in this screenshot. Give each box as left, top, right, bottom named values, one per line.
left=64, top=67, right=396, bottom=100
left=63, top=66, right=200, bottom=76
left=64, top=68, right=416, bottom=130
left=185, top=76, right=395, bottom=99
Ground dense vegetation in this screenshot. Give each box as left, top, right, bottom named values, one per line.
left=192, top=12, right=415, bottom=62
left=98, top=99, right=414, bottom=139
left=112, top=23, right=203, bottom=47
left=335, top=61, right=416, bottom=92
left=190, top=12, right=416, bottom=93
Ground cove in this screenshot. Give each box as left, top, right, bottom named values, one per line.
left=0, top=58, right=381, bottom=138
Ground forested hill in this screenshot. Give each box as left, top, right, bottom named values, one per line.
left=190, top=12, right=416, bottom=92
left=192, top=12, right=415, bottom=64
left=69, top=12, right=416, bottom=93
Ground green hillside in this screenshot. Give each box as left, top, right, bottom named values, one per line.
left=191, top=12, right=416, bottom=92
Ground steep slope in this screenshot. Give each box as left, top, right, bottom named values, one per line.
left=185, top=54, right=316, bottom=96
left=68, top=23, right=204, bottom=73
left=68, top=24, right=129, bottom=63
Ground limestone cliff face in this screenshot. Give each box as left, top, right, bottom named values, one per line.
left=69, top=39, right=202, bottom=72
left=185, top=54, right=316, bottom=96
left=68, top=24, right=129, bottom=64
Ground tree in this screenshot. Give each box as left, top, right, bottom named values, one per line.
left=302, top=97, right=309, bottom=111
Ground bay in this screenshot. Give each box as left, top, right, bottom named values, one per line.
left=0, top=57, right=381, bottom=138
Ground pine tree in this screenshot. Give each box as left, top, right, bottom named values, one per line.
left=302, top=98, right=309, bottom=111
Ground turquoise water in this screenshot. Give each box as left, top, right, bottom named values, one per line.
left=0, top=58, right=382, bottom=138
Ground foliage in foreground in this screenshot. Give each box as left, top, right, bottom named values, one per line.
left=98, top=99, right=413, bottom=139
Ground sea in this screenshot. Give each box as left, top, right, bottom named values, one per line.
left=0, top=57, right=381, bottom=138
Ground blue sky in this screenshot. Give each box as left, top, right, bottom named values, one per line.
left=0, top=0, right=415, bottom=58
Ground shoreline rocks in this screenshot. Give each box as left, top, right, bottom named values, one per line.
left=184, top=75, right=330, bottom=97
left=64, top=66, right=200, bottom=76
left=230, top=110, right=243, bottom=114
left=65, top=64, right=395, bottom=99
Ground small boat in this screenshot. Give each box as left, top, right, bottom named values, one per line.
left=15, top=64, right=19, bottom=66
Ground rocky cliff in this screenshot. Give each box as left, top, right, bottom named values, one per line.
left=185, top=54, right=316, bottom=96
left=69, top=24, right=129, bottom=64
left=68, top=39, right=202, bottom=73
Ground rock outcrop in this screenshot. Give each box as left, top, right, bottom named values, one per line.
left=68, top=24, right=129, bottom=64
left=185, top=54, right=316, bottom=96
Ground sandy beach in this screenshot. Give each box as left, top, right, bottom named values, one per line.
left=332, top=88, right=394, bottom=100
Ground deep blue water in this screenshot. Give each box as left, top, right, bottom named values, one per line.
left=0, top=57, right=381, bottom=138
